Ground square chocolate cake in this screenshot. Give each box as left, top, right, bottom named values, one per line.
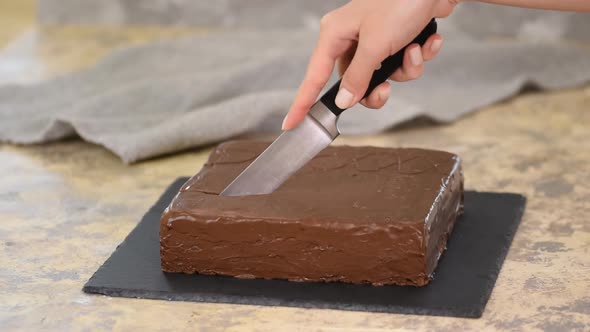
left=160, top=140, right=464, bottom=286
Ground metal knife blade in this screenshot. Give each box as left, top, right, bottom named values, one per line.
left=220, top=19, right=437, bottom=196
left=220, top=102, right=338, bottom=196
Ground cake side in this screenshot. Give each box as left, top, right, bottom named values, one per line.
left=424, top=158, right=464, bottom=281
left=161, top=212, right=427, bottom=286
left=160, top=140, right=464, bottom=286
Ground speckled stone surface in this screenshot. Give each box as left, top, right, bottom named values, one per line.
left=1, top=3, right=589, bottom=331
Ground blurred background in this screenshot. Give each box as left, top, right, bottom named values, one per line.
left=3, top=0, right=589, bottom=87
left=2, top=0, right=589, bottom=163
left=36, top=0, right=590, bottom=37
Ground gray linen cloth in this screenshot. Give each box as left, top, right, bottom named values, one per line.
left=1, top=13, right=589, bottom=163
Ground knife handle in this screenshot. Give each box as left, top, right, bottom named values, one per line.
left=319, top=18, right=437, bottom=116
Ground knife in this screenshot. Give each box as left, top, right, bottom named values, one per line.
left=221, top=19, right=438, bottom=196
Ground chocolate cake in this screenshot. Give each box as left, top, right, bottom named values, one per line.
left=160, top=140, right=464, bottom=286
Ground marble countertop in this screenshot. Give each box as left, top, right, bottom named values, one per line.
left=1, top=3, right=589, bottom=331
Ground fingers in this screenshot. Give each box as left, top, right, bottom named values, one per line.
left=390, top=34, right=442, bottom=82
left=337, top=42, right=356, bottom=77
left=282, top=40, right=338, bottom=130
left=285, top=7, right=444, bottom=129
left=336, top=28, right=388, bottom=109
left=345, top=33, right=443, bottom=108
left=360, top=82, right=390, bottom=109
left=337, top=11, right=433, bottom=110
left=422, top=34, right=443, bottom=61
left=283, top=9, right=358, bottom=130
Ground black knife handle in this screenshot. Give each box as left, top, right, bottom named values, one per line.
left=320, top=19, right=437, bottom=116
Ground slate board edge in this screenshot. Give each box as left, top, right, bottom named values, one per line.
left=469, top=194, right=527, bottom=318
left=82, top=284, right=482, bottom=318
left=83, top=178, right=189, bottom=291
left=82, top=177, right=526, bottom=319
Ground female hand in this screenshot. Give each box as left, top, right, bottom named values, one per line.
left=283, top=0, right=459, bottom=130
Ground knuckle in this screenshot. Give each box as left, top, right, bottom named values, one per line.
left=343, top=74, right=367, bottom=93
left=395, top=75, right=411, bottom=82
left=365, top=95, right=385, bottom=109
left=408, top=67, right=424, bottom=80
left=358, top=43, right=385, bottom=60
left=390, top=70, right=409, bottom=82
left=320, top=13, right=335, bottom=30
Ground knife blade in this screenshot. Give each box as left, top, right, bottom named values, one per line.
left=221, top=19, right=437, bottom=196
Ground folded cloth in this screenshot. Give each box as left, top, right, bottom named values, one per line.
left=1, top=20, right=589, bottom=163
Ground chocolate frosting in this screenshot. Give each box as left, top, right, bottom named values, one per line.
left=161, top=140, right=464, bottom=286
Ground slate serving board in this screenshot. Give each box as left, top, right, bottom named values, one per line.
left=84, top=177, right=526, bottom=318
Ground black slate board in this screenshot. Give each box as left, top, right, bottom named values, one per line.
left=84, top=177, right=526, bottom=318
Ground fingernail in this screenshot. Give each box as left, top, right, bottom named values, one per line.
left=379, top=87, right=390, bottom=102
left=409, top=47, right=423, bottom=66
left=281, top=114, right=290, bottom=130
left=431, top=39, right=442, bottom=53
left=335, top=88, right=353, bottom=109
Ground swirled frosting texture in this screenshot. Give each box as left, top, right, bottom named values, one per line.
left=160, top=140, right=464, bottom=286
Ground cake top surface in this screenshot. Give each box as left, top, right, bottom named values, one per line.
left=169, top=140, right=461, bottom=224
